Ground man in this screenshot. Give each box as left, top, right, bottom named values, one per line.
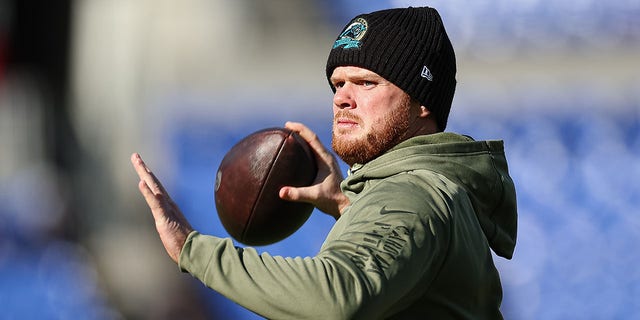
left=132, top=6, right=517, bottom=319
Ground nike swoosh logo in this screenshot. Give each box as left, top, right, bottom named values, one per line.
left=379, top=206, right=415, bottom=215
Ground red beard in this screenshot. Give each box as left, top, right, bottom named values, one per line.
left=332, top=108, right=410, bottom=166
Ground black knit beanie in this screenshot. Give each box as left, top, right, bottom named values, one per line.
left=326, top=7, right=456, bottom=131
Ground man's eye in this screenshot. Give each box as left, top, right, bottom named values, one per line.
left=334, top=81, right=345, bottom=88
left=363, top=81, right=375, bottom=87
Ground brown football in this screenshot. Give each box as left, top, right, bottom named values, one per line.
left=214, top=127, right=317, bottom=246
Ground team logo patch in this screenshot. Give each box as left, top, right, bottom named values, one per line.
left=333, top=18, right=368, bottom=49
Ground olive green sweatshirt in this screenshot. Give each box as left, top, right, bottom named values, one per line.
left=179, top=132, right=518, bottom=319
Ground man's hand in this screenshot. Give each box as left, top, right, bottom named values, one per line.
left=131, top=153, right=194, bottom=264
left=279, top=122, right=350, bottom=219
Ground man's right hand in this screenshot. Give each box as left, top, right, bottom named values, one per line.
left=278, top=122, right=350, bottom=219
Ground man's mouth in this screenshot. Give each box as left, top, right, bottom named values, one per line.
left=337, top=118, right=358, bottom=125
left=335, top=112, right=360, bottom=129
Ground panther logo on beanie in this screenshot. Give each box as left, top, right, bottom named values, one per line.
left=333, top=18, right=368, bottom=49
left=326, top=7, right=457, bottom=131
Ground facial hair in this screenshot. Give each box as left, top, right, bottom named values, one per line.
left=332, top=100, right=411, bottom=166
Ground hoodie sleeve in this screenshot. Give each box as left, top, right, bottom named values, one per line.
left=178, top=231, right=374, bottom=319
left=178, top=175, right=453, bottom=319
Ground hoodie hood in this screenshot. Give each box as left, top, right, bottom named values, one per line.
left=342, top=132, right=518, bottom=259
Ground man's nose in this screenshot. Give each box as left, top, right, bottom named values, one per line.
left=333, top=85, right=355, bottom=109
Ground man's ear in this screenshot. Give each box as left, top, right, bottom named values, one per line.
left=419, top=106, right=431, bottom=118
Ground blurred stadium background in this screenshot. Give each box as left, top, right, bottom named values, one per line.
left=0, top=0, right=638, bottom=319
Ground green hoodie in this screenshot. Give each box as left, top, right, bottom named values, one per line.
left=179, top=132, right=517, bottom=319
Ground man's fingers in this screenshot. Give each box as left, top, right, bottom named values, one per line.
left=284, top=122, right=335, bottom=164
left=284, top=121, right=312, bottom=139
left=279, top=186, right=296, bottom=202
left=131, top=153, right=166, bottom=196
left=132, top=153, right=172, bottom=214
left=280, top=186, right=313, bottom=203
left=138, top=179, right=158, bottom=205
left=137, top=179, right=167, bottom=216
left=131, top=153, right=152, bottom=185
left=285, top=122, right=322, bottom=152
left=138, top=179, right=152, bottom=197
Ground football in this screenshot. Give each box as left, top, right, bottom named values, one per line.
left=214, top=127, right=317, bottom=246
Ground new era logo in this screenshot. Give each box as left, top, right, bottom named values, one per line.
left=421, top=66, right=433, bottom=81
